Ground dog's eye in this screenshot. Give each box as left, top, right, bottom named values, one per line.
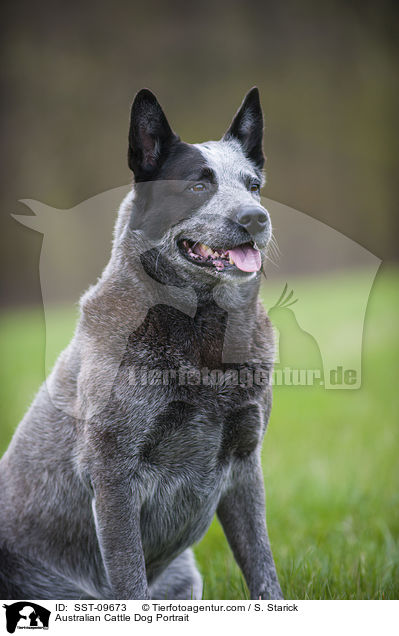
left=190, top=183, right=206, bottom=192
left=249, top=183, right=260, bottom=193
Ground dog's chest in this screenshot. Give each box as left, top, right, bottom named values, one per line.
left=137, top=396, right=264, bottom=567
left=139, top=395, right=263, bottom=467
left=119, top=302, right=269, bottom=565
left=122, top=302, right=268, bottom=463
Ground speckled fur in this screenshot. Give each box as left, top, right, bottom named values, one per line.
left=0, top=88, right=283, bottom=600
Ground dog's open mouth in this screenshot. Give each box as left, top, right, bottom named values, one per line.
left=178, top=239, right=262, bottom=273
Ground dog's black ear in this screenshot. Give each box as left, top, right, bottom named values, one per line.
left=128, top=89, right=178, bottom=181
left=223, top=87, right=264, bottom=170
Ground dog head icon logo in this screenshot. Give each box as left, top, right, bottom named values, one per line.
left=3, top=602, right=50, bottom=633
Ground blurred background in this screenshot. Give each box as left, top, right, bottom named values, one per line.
left=0, top=0, right=398, bottom=598
left=1, top=0, right=398, bottom=305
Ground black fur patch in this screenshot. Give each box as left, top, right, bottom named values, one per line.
left=129, top=142, right=218, bottom=241
left=156, top=141, right=212, bottom=182
left=128, top=89, right=178, bottom=181
left=139, top=249, right=188, bottom=287
left=223, top=87, right=264, bottom=171
left=219, top=404, right=262, bottom=461
left=127, top=302, right=228, bottom=369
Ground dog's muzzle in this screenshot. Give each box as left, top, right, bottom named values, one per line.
left=236, top=205, right=270, bottom=237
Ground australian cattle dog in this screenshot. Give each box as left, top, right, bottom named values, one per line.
left=0, top=88, right=283, bottom=600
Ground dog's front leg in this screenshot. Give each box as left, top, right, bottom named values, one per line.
left=217, top=455, right=283, bottom=600
left=91, top=477, right=149, bottom=599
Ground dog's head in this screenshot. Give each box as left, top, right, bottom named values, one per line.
left=127, top=88, right=271, bottom=292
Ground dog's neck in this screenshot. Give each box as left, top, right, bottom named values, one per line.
left=127, top=254, right=261, bottom=368
left=96, top=227, right=262, bottom=368
left=130, top=293, right=260, bottom=369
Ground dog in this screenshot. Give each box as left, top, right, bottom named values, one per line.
left=0, top=87, right=283, bottom=600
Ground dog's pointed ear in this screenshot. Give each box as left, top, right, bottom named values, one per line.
left=128, top=89, right=178, bottom=181
left=223, top=87, right=264, bottom=170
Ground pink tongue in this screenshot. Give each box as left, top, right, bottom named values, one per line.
left=229, top=245, right=262, bottom=272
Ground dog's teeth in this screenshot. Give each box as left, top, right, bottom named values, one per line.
left=229, top=254, right=234, bottom=265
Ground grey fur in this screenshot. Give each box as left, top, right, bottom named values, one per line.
left=0, top=89, right=283, bottom=600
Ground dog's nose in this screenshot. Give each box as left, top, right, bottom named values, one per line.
left=236, top=205, right=269, bottom=236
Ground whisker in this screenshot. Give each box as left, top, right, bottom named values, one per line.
left=268, top=234, right=280, bottom=263
left=263, top=251, right=279, bottom=269
left=155, top=242, right=170, bottom=272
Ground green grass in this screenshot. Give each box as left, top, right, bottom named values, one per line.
left=1, top=265, right=398, bottom=599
